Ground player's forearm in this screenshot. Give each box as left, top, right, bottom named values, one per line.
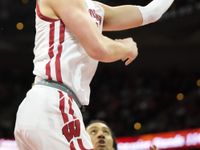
left=96, top=36, right=137, bottom=63
left=64, top=12, right=134, bottom=63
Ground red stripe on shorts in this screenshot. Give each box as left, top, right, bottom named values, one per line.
left=70, top=141, right=76, bottom=150
left=59, top=91, right=68, bottom=123
left=68, top=96, right=76, bottom=119
left=45, top=22, right=55, bottom=80
left=77, top=139, right=91, bottom=150
left=59, top=91, right=92, bottom=150
left=55, top=22, right=65, bottom=83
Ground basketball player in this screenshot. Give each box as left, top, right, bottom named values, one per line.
left=14, top=0, right=174, bottom=149
left=86, top=120, right=158, bottom=150
left=86, top=120, right=117, bottom=150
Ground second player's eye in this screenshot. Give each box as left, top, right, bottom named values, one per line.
left=103, top=130, right=110, bottom=135
left=91, top=129, right=97, bottom=135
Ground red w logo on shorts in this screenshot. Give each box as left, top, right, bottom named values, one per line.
left=62, top=119, right=80, bottom=142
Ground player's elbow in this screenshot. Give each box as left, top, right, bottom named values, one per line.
left=86, top=45, right=107, bottom=61
left=88, top=51, right=105, bottom=61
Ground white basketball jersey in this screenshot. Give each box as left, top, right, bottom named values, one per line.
left=33, top=0, right=104, bottom=105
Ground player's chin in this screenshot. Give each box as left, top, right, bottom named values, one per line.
left=95, top=145, right=107, bottom=150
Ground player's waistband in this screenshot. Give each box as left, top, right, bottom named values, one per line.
left=34, top=79, right=82, bottom=108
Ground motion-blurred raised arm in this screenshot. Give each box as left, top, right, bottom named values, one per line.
left=44, top=0, right=138, bottom=65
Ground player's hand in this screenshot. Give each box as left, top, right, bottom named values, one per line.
left=115, top=38, right=138, bottom=66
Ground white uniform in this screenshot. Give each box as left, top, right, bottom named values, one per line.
left=33, top=0, right=104, bottom=106
left=14, top=0, right=104, bottom=149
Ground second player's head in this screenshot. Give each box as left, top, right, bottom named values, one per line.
left=86, top=120, right=117, bottom=150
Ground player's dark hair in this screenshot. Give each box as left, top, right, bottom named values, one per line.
left=86, top=120, right=117, bottom=150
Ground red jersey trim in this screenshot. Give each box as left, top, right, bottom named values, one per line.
left=45, top=22, right=55, bottom=80
left=55, top=22, right=65, bottom=83
left=59, top=91, right=69, bottom=123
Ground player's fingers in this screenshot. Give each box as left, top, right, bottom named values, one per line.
left=125, top=58, right=133, bottom=66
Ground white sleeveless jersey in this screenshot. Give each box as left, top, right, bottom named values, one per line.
left=33, top=0, right=104, bottom=105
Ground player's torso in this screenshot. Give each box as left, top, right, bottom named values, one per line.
left=33, top=0, right=104, bottom=105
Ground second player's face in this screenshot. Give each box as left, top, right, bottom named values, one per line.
left=86, top=122, right=114, bottom=150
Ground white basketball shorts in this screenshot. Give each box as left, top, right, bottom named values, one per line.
left=14, top=84, right=93, bottom=150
